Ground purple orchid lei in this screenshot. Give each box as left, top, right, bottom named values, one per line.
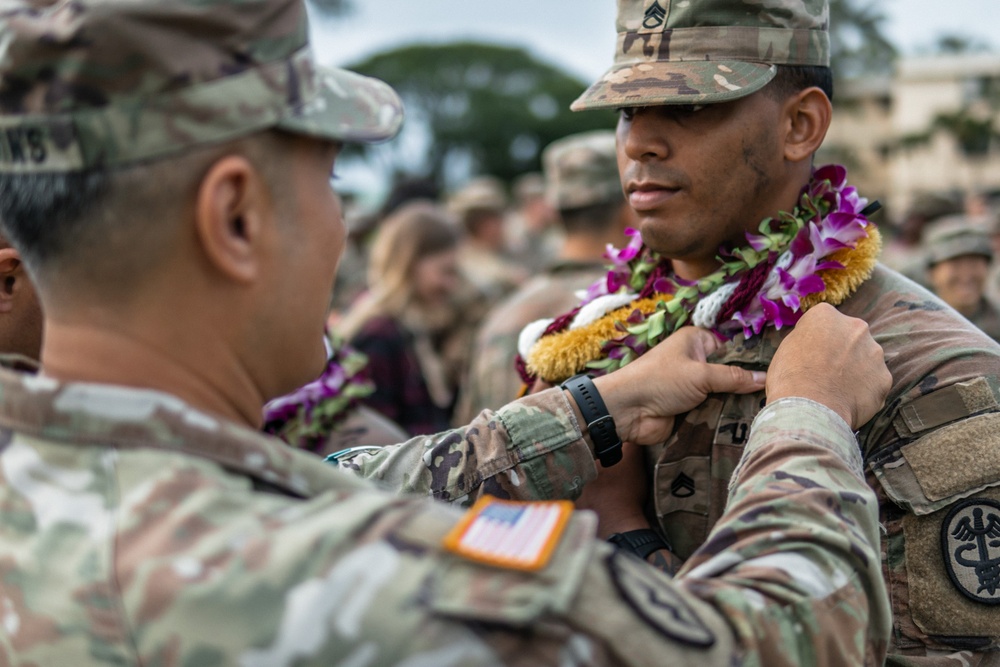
left=518, top=165, right=875, bottom=380
left=263, top=337, right=374, bottom=453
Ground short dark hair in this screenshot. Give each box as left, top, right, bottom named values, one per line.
left=0, top=131, right=296, bottom=296
left=0, top=170, right=110, bottom=269
left=559, top=201, right=624, bottom=236
left=767, top=65, right=834, bottom=103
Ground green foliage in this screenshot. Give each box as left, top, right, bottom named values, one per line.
left=307, top=0, right=351, bottom=15
left=933, top=111, right=997, bottom=156
left=346, top=41, right=617, bottom=185
left=931, top=33, right=993, bottom=55
left=829, top=0, right=897, bottom=79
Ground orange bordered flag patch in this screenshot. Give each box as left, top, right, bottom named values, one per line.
left=443, top=496, right=574, bottom=571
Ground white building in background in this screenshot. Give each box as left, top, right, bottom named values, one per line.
left=822, top=52, right=1000, bottom=221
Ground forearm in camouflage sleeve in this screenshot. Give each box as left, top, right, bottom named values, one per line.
left=677, top=398, right=892, bottom=665
left=337, top=388, right=597, bottom=507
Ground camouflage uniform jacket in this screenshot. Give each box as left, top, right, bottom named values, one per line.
left=651, top=264, right=1000, bottom=665
left=454, top=259, right=607, bottom=425
left=0, top=365, right=891, bottom=665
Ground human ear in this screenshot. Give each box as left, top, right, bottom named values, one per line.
left=193, top=155, right=271, bottom=284
left=0, top=248, right=22, bottom=314
left=781, top=87, right=832, bottom=164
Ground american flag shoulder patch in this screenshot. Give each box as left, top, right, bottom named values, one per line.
left=443, top=496, right=574, bottom=571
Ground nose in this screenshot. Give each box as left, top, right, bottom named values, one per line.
left=618, top=109, right=668, bottom=162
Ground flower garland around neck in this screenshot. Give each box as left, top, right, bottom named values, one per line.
left=515, top=164, right=883, bottom=385
left=263, top=335, right=374, bottom=453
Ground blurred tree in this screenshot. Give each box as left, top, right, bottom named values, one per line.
left=930, top=33, right=993, bottom=55
left=345, top=42, right=616, bottom=186
left=829, top=0, right=897, bottom=80
left=308, top=0, right=351, bottom=15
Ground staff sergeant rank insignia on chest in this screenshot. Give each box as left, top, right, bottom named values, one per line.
left=941, top=498, right=1000, bottom=605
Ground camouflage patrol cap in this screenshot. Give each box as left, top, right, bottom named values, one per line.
left=573, top=0, right=830, bottom=111
left=0, top=0, right=403, bottom=173
left=924, top=216, right=994, bottom=267
left=447, top=176, right=508, bottom=218
left=542, top=130, right=622, bottom=210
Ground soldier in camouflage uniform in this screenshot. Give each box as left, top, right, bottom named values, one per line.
left=922, top=218, right=1000, bottom=344
left=0, top=0, right=895, bottom=663
left=454, top=130, right=633, bottom=424
left=571, top=0, right=1000, bottom=663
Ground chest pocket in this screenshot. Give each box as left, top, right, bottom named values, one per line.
left=653, top=391, right=765, bottom=560
left=869, top=383, right=1000, bottom=649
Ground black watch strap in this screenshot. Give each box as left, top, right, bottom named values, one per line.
left=608, top=529, right=671, bottom=560
left=560, top=373, right=622, bottom=467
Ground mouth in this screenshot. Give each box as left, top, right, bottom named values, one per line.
left=626, top=182, right=681, bottom=211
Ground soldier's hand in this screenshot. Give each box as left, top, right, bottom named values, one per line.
left=593, top=326, right=766, bottom=446
left=766, top=303, right=891, bottom=429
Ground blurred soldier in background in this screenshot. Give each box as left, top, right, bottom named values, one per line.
left=881, top=191, right=965, bottom=286
left=455, top=130, right=633, bottom=423
left=449, top=175, right=528, bottom=303
left=506, top=171, right=561, bottom=272
left=923, top=217, right=1000, bottom=343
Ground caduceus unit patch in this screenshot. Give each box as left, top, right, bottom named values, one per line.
left=941, top=498, right=1000, bottom=605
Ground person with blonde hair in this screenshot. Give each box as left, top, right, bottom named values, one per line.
left=337, top=201, right=463, bottom=435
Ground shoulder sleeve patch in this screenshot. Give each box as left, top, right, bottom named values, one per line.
left=941, top=497, right=1000, bottom=606
left=442, top=496, right=573, bottom=572
left=903, top=486, right=1000, bottom=640
left=606, top=550, right=715, bottom=648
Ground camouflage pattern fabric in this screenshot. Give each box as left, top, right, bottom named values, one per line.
left=646, top=264, right=1000, bottom=664
left=454, top=260, right=608, bottom=425
left=542, top=130, right=623, bottom=210
left=0, top=362, right=889, bottom=664
left=0, top=0, right=403, bottom=173
left=573, top=0, right=830, bottom=110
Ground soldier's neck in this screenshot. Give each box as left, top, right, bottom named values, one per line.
left=40, top=319, right=263, bottom=429
left=560, top=233, right=615, bottom=264
left=671, top=258, right=722, bottom=281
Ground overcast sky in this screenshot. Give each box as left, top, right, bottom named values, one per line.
left=311, top=0, right=998, bottom=82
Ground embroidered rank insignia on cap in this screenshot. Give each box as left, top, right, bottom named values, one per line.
left=607, top=550, right=715, bottom=647
left=641, top=0, right=667, bottom=30
left=443, top=496, right=573, bottom=571
left=941, top=497, right=1000, bottom=605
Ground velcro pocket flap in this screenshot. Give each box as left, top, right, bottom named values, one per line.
left=872, top=412, right=1000, bottom=515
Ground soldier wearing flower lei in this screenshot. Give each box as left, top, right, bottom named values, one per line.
left=522, top=0, right=1000, bottom=662
left=516, top=164, right=882, bottom=384
left=264, top=336, right=406, bottom=456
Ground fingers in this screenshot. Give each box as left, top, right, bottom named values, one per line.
left=767, top=304, right=891, bottom=429
left=702, top=363, right=767, bottom=396
left=661, top=325, right=722, bottom=361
